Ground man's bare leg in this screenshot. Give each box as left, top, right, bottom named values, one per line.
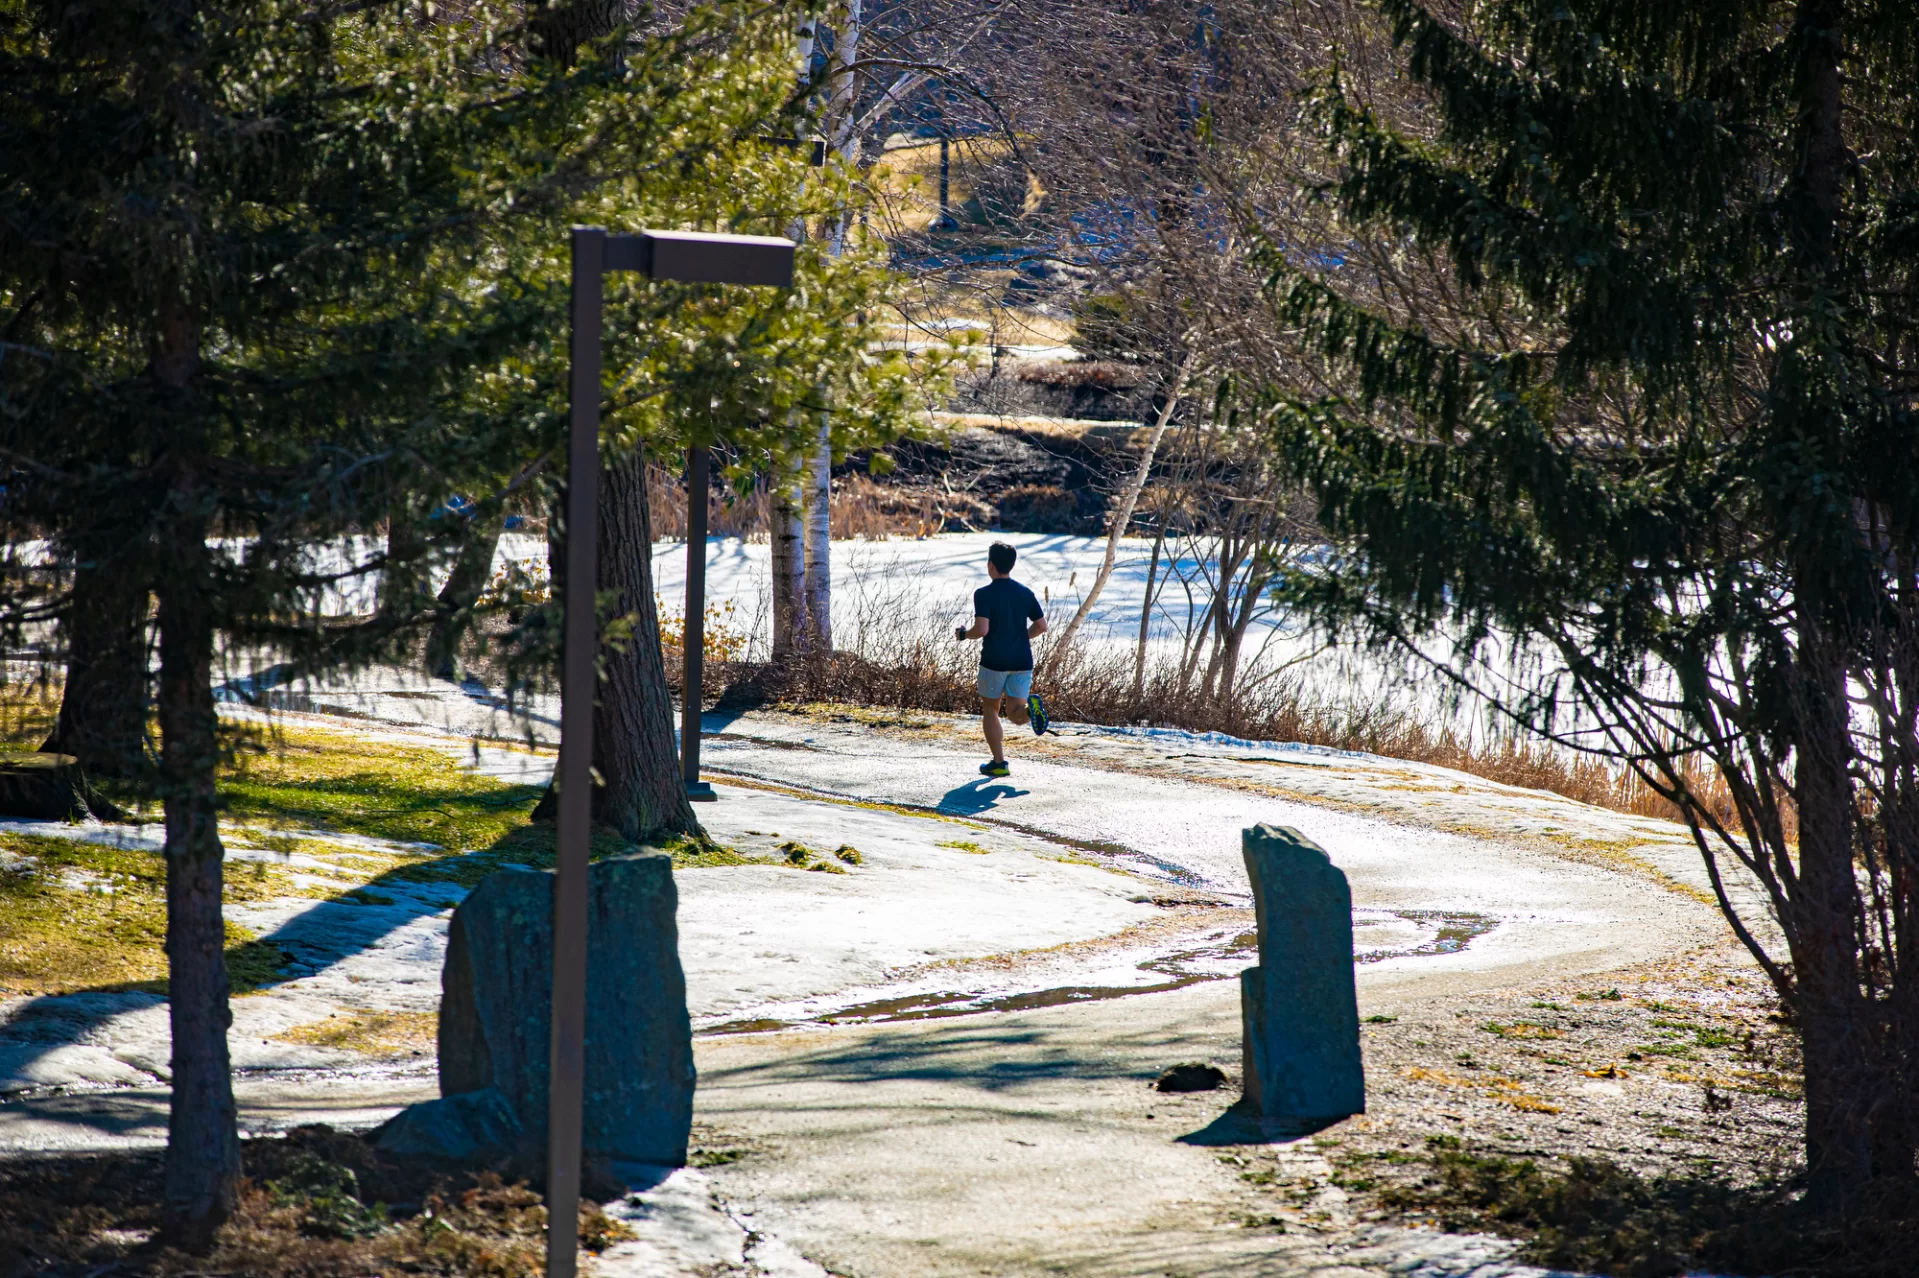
left=1003, top=695, right=1030, bottom=727
left=981, top=697, right=1006, bottom=763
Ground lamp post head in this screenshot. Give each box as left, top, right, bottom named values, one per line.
left=599, top=229, right=796, bottom=288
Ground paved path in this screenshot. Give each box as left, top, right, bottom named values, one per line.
left=0, top=681, right=1737, bottom=1277
left=698, top=710, right=1718, bottom=985
left=668, top=709, right=1724, bottom=1277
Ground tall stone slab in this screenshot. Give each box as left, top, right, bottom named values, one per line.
left=1239, top=823, right=1364, bottom=1124
left=436, top=852, right=695, bottom=1165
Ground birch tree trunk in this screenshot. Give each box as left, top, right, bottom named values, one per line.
left=1046, top=349, right=1195, bottom=664
left=795, top=0, right=861, bottom=654
left=803, top=416, right=833, bottom=651
left=771, top=454, right=807, bottom=659
left=771, top=13, right=823, bottom=659
left=1130, top=495, right=1171, bottom=701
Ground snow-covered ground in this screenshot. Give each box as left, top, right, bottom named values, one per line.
left=652, top=531, right=1435, bottom=715
left=0, top=670, right=1754, bottom=1278
left=0, top=661, right=1732, bottom=1109
left=246, top=529, right=1518, bottom=736
left=486, top=530, right=1305, bottom=658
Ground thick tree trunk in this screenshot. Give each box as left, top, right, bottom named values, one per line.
left=529, top=0, right=626, bottom=64
left=1789, top=613, right=1875, bottom=1204
left=156, top=511, right=240, bottom=1250
left=44, top=549, right=150, bottom=778
left=426, top=519, right=503, bottom=680
left=379, top=507, right=429, bottom=619
left=592, top=454, right=697, bottom=842
left=770, top=455, right=806, bottom=659
left=1777, top=0, right=1904, bottom=1203
left=802, top=417, right=833, bottom=652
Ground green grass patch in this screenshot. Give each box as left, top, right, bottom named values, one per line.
left=688, top=1146, right=750, bottom=1168
left=0, top=831, right=299, bottom=995
left=0, top=721, right=789, bottom=996
left=937, top=838, right=989, bottom=854
left=1482, top=1021, right=1565, bottom=1040
left=220, top=726, right=543, bottom=851
left=658, top=831, right=753, bottom=869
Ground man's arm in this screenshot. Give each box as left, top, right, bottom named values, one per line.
left=956, top=616, right=989, bottom=641
left=1027, top=615, right=1048, bottom=639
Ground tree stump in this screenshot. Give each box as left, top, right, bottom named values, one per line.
left=0, top=753, right=95, bottom=821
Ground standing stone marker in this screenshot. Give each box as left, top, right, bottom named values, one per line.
left=377, top=851, right=694, bottom=1166
left=1239, top=823, right=1365, bottom=1126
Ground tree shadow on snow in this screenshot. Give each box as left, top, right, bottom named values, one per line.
left=0, top=817, right=562, bottom=1094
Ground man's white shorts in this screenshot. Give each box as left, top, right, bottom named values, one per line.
left=977, top=667, right=1033, bottom=701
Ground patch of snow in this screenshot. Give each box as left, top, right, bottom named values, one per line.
left=1082, top=721, right=1377, bottom=762
left=600, top=1165, right=829, bottom=1277
left=0, top=817, right=165, bottom=851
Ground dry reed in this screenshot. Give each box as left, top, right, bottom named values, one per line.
left=703, top=617, right=1744, bottom=831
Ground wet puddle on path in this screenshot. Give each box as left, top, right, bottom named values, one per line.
left=702, top=909, right=1495, bottom=1035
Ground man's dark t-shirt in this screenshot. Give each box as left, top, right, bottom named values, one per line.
left=974, top=577, right=1045, bottom=672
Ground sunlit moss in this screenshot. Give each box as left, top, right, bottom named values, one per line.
left=0, top=837, right=291, bottom=995
left=273, top=1010, right=438, bottom=1057
left=218, top=726, right=543, bottom=851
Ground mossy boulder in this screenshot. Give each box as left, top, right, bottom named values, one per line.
left=388, top=853, right=694, bottom=1168
left=1239, top=824, right=1365, bottom=1125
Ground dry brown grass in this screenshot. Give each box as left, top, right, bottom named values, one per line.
left=708, top=633, right=1746, bottom=831
left=272, top=1010, right=439, bottom=1058
left=0, top=1126, right=632, bottom=1278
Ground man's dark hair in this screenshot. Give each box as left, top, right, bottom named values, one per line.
left=988, top=542, right=1017, bottom=574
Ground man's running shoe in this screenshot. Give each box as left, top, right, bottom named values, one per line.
left=1026, top=692, right=1050, bottom=736
left=980, top=759, right=1010, bottom=778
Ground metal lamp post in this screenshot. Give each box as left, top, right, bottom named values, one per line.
left=551, top=225, right=794, bottom=1278
left=680, top=442, right=717, bottom=801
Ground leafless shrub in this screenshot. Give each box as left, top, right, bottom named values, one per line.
left=698, top=590, right=1725, bottom=827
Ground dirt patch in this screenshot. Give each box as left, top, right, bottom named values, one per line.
left=1204, top=945, right=1883, bottom=1276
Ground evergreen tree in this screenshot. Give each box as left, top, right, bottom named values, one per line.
left=1260, top=0, right=1918, bottom=1201
left=0, top=0, right=908, bottom=1245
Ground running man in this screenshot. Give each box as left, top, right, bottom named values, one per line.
left=954, top=541, right=1051, bottom=777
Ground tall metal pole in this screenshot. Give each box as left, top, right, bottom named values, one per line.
left=545, top=227, right=790, bottom=1278
left=547, top=225, right=603, bottom=1278
left=682, top=446, right=715, bottom=800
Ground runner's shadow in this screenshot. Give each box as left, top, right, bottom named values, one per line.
left=938, top=780, right=1030, bottom=814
